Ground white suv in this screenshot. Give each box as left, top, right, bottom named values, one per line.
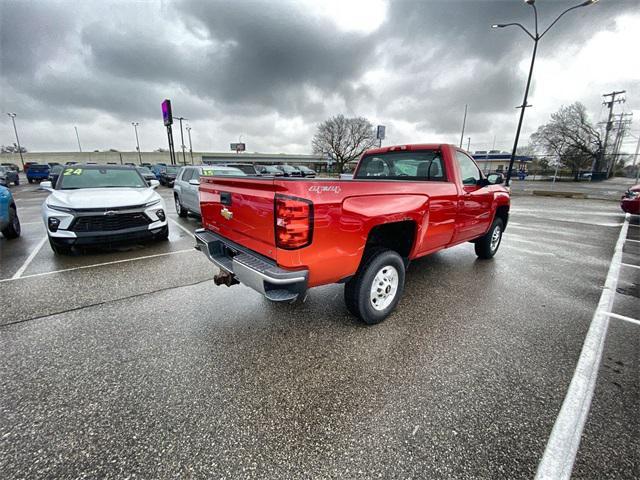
left=41, top=165, right=168, bottom=254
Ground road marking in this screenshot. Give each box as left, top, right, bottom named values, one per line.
left=621, top=263, right=640, bottom=270
left=511, top=213, right=622, bottom=228
left=502, top=244, right=555, bottom=257
left=535, top=213, right=630, bottom=480
left=626, top=239, right=640, bottom=244
left=604, top=312, right=640, bottom=327
left=0, top=248, right=196, bottom=283
left=11, top=236, right=47, bottom=279
left=511, top=208, right=623, bottom=217
left=169, top=217, right=195, bottom=238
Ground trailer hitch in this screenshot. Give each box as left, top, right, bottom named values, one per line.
left=214, top=270, right=239, bottom=287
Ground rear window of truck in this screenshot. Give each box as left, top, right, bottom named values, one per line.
left=355, top=151, right=446, bottom=181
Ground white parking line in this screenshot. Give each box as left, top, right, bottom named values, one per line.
left=0, top=248, right=196, bottom=283
left=621, top=263, right=640, bottom=270
left=626, top=239, right=640, bottom=244
left=604, top=312, right=640, bottom=327
left=502, top=244, right=555, bottom=257
left=11, top=236, right=47, bottom=279
left=535, top=213, right=630, bottom=480
left=168, top=217, right=195, bottom=238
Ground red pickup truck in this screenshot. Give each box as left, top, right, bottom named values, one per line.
left=194, top=144, right=510, bottom=324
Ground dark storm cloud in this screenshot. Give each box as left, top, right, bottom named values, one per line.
left=0, top=1, right=75, bottom=77
left=178, top=0, right=375, bottom=113
left=1, top=0, right=639, bottom=151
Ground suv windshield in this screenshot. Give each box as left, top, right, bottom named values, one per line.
left=58, top=167, right=146, bottom=189
left=165, top=166, right=179, bottom=174
left=354, top=150, right=446, bottom=181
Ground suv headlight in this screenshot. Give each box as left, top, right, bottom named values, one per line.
left=47, top=203, right=73, bottom=213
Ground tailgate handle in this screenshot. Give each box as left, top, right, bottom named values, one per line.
left=220, top=192, right=232, bottom=205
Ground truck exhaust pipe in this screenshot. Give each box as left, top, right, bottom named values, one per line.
left=214, top=270, right=239, bottom=287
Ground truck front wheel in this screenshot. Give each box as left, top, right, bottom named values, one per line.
left=344, top=248, right=405, bottom=325
left=475, top=218, right=504, bottom=259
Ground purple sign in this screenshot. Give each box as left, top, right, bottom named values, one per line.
left=162, top=99, right=172, bottom=126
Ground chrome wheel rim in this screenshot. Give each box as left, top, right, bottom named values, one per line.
left=490, top=225, right=501, bottom=252
left=370, top=265, right=399, bottom=311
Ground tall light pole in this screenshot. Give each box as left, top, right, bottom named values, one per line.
left=74, top=126, right=82, bottom=152
left=186, top=125, right=194, bottom=165
left=492, top=0, right=599, bottom=187
left=131, top=122, right=142, bottom=164
left=6, top=113, right=25, bottom=169
left=176, top=116, right=187, bottom=165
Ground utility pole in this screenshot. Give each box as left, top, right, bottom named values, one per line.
left=6, top=113, right=25, bottom=170
left=131, top=122, right=142, bottom=164
left=176, top=117, right=187, bottom=165
left=599, top=90, right=625, bottom=175
left=186, top=125, right=194, bottom=165
left=611, top=113, right=632, bottom=164
left=459, top=104, right=468, bottom=148
left=74, top=126, right=82, bottom=152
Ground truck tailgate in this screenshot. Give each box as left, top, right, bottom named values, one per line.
left=199, top=176, right=277, bottom=259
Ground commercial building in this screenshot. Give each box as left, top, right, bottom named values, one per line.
left=472, top=151, right=533, bottom=174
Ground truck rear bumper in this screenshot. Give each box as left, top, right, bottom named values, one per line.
left=194, top=228, right=308, bottom=302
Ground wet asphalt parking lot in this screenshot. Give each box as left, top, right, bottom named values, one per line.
left=1, top=182, right=638, bottom=479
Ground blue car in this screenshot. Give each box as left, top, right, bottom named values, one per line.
left=151, top=163, right=168, bottom=180
left=26, top=163, right=50, bottom=183
left=0, top=185, right=21, bottom=239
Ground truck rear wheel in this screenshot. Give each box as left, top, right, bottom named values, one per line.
left=344, top=248, right=405, bottom=325
left=475, top=218, right=503, bottom=259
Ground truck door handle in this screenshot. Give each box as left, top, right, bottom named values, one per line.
left=220, top=192, right=232, bottom=205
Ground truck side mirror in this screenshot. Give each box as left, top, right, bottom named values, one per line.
left=487, top=173, right=504, bottom=185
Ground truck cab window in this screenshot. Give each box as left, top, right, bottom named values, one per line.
left=355, top=151, right=446, bottom=181
left=455, top=152, right=481, bottom=186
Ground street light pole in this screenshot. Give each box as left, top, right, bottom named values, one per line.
left=74, top=126, right=82, bottom=152
left=186, top=125, right=194, bottom=165
left=6, top=113, right=25, bottom=170
left=131, top=122, right=142, bottom=164
left=176, top=117, right=187, bottom=165
left=493, top=0, right=599, bottom=187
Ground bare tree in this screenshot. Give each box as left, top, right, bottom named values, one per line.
left=312, top=115, right=378, bottom=173
left=1, top=143, right=27, bottom=154
left=530, top=102, right=602, bottom=179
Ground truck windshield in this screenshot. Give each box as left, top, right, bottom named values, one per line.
left=58, top=168, right=146, bottom=189
left=354, top=151, right=446, bottom=181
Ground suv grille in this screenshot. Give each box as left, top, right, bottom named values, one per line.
left=71, top=213, right=151, bottom=232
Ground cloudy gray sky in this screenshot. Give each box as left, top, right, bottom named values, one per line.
left=1, top=0, right=639, bottom=154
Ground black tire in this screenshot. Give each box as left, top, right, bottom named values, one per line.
left=175, top=195, right=187, bottom=217
left=344, top=248, right=405, bottom=325
left=14, top=179, right=19, bottom=186
left=48, top=237, right=72, bottom=255
left=474, top=218, right=504, bottom=259
left=28, top=178, right=33, bottom=184
left=1, top=206, right=21, bottom=239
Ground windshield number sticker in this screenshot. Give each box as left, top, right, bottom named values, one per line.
left=201, top=169, right=215, bottom=176
left=63, top=168, right=83, bottom=176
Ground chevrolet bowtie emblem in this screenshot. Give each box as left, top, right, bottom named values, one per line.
left=220, top=207, right=233, bottom=220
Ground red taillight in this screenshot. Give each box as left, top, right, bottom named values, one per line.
left=275, top=196, right=313, bottom=249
